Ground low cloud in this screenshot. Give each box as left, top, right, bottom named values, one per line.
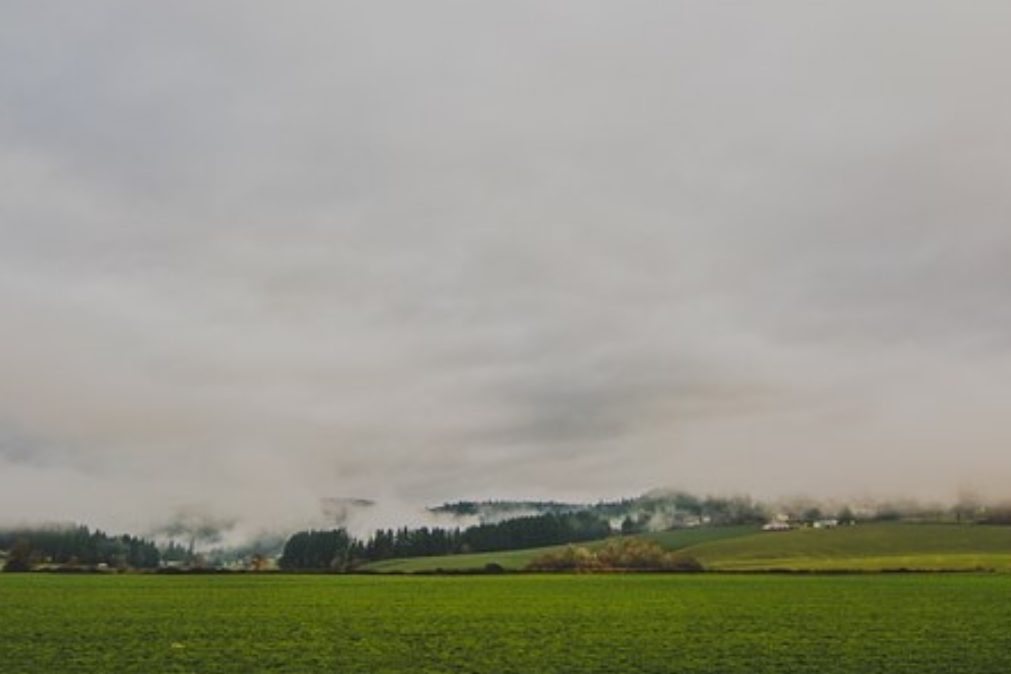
left=2, top=2, right=1011, bottom=535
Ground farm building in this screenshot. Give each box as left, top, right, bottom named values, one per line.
left=762, top=521, right=792, bottom=532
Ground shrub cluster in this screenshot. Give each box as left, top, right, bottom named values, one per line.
left=527, top=539, right=704, bottom=572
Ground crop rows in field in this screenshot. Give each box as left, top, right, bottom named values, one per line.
left=2, top=573, right=1011, bottom=673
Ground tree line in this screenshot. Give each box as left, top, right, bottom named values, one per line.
left=279, top=511, right=612, bottom=571
left=1, top=526, right=160, bottom=571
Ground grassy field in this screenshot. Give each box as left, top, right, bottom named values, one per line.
left=673, top=523, right=1011, bottom=571
left=3, top=573, right=1011, bottom=673
left=367, top=523, right=1011, bottom=573
left=362, top=525, right=759, bottom=572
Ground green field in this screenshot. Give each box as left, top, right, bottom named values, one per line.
left=3, top=573, right=1011, bottom=673
left=362, top=525, right=759, bottom=572
left=674, top=523, right=1011, bottom=571
left=363, top=523, right=1011, bottom=573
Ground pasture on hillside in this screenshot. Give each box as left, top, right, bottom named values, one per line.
left=362, top=525, right=759, bottom=572
left=2, top=574, right=1011, bottom=673
left=361, top=523, right=1011, bottom=573
left=673, top=523, right=1011, bottom=571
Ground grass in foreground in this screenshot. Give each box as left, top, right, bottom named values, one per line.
left=3, top=573, right=1011, bottom=673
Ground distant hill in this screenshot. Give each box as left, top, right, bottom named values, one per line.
left=429, top=500, right=587, bottom=523
left=430, top=491, right=767, bottom=531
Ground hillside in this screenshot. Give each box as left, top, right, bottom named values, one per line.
left=360, top=526, right=759, bottom=572
left=673, top=523, right=1011, bottom=571
left=362, top=523, right=1011, bottom=573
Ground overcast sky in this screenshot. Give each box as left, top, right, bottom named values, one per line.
left=3, top=1, right=1011, bottom=535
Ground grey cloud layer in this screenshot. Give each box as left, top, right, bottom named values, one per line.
left=2, top=1, right=1011, bottom=533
